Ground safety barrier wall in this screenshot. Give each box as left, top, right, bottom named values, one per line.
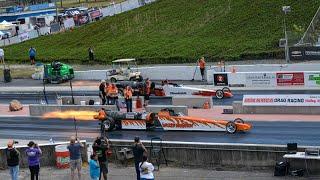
left=108, top=140, right=320, bottom=173
left=233, top=101, right=320, bottom=114
left=212, top=71, right=320, bottom=87
left=74, top=66, right=204, bottom=81
left=29, top=104, right=117, bottom=116
left=74, top=64, right=320, bottom=84
left=0, top=141, right=88, bottom=169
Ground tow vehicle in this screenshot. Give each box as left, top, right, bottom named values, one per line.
left=94, top=108, right=252, bottom=134
left=43, top=61, right=74, bottom=84
left=106, top=58, right=143, bottom=83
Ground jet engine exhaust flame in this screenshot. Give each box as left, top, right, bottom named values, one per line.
left=42, top=111, right=98, bottom=121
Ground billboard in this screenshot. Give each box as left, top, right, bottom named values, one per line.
left=276, top=72, right=304, bottom=86
left=243, top=94, right=320, bottom=106
left=214, top=73, right=228, bottom=86
left=304, top=72, right=320, bottom=87
left=245, top=72, right=276, bottom=87
left=290, top=46, right=320, bottom=60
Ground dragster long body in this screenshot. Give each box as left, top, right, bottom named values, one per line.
left=94, top=109, right=252, bottom=134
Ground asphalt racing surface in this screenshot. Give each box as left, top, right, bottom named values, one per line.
left=1, top=117, right=319, bottom=146
left=1, top=89, right=320, bottom=105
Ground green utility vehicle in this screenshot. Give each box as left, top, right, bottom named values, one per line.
left=43, top=61, right=74, bottom=84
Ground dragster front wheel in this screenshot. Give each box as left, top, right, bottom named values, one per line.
left=226, top=121, right=237, bottom=134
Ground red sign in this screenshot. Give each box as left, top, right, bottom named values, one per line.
left=276, top=72, right=304, bottom=86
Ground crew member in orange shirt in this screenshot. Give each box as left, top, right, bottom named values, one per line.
left=107, top=83, right=120, bottom=110
left=124, top=86, right=133, bottom=112
left=144, top=78, right=151, bottom=107
left=198, top=57, right=206, bottom=81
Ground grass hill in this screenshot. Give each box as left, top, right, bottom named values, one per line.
left=4, top=0, right=320, bottom=64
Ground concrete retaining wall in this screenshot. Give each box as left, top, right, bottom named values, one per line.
left=0, top=141, right=88, bottom=169
left=108, top=140, right=320, bottom=173
left=172, top=96, right=213, bottom=108
left=145, top=105, right=188, bottom=115
left=29, top=104, right=117, bottom=116
left=61, top=96, right=144, bottom=105
left=233, top=101, right=320, bottom=114
left=74, top=64, right=320, bottom=84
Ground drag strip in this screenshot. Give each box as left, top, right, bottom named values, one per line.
left=1, top=117, right=320, bottom=146
left=1, top=89, right=320, bottom=105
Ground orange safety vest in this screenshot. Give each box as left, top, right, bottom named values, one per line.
left=199, top=59, right=206, bottom=69
left=108, top=85, right=118, bottom=96
left=124, top=89, right=133, bottom=99
left=94, top=110, right=106, bottom=120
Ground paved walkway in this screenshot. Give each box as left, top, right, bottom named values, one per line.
left=0, top=163, right=316, bottom=180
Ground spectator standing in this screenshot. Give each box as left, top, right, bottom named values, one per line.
left=5, top=140, right=20, bottom=180
left=89, top=154, right=100, bottom=180
left=0, top=48, right=4, bottom=64
left=144, top=78, right=151, bottom=107
left=28, top=47, right=36, bottom=65
left=139, top=155, right=155, bottom=180
left=92, top=137, right=110, bottom=180
left=124, top=86, right=133, bottom=112
left=198, top=57, right=206, bottom=81
left=89, top=47, right=94, bottom=61
left=99, top=80, right=106, bottom=105
left=132, top=137, right=147, bottom=180
left=26, top=141, right=42, bottom=180
left=67, top=136, right=84, bottom=180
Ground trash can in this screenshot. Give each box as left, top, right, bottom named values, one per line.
left=3, top=68, right=11, bottom=83
left=55, top=145, right=70, bottom=169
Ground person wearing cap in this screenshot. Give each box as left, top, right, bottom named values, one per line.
left=99, top=80, right=106, bottom=105
left=5, top=140, right=20, bottom=180
left=131, top=137, right=147, bottom=180
left=26, top=141, right=42, bottom=180
left=67, top=136, right=84, bottom=180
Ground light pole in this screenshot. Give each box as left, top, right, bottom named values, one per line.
left=282, top=6, right=291, bottom=63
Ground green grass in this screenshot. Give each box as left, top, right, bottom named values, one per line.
left=4, top=0, right=320, bottom=64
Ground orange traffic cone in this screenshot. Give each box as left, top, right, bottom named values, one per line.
left=203, top=101, right=210, bottom=109
left=136, top=97, right=142, bottom=109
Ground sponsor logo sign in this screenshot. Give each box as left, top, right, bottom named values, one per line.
left=305, top=72, right=320, bottom=87
left=276, top=72, right=304, bottom=86
left=214, top=73, right=228, bottom=86
left=243, top=94, right=320, bottom=106
left=290, top=46, right=320, bottom=60
left=245, top=73, right=276, bottom=87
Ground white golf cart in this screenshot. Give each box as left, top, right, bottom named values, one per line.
left=106, top=58, right=143, bottom=83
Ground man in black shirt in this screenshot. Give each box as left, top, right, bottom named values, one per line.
left=6, top=140, right=20, bottom=180
left=92, top=137, right=110, bottom=180
left=131, top=136, right=147, bottom=180
left=99, top=80, right=106, bottom=105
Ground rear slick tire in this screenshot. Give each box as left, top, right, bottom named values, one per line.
left=226, top=121, right=237, bottom=134
left=215, top=89, right=224, bottom=99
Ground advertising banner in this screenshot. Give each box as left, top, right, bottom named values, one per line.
left=19, top=32, right=29, bottom=41
left=276, top=72, right=304, bottom=86
left=304, top=72, right=320, bottom=87
left=243, top=94, right=320, bottom=106
left=213, top=73, right=228, bottom=86
left=290, top=46, right=320, bottom=60
left=245, top=72, right=276, bottom=87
